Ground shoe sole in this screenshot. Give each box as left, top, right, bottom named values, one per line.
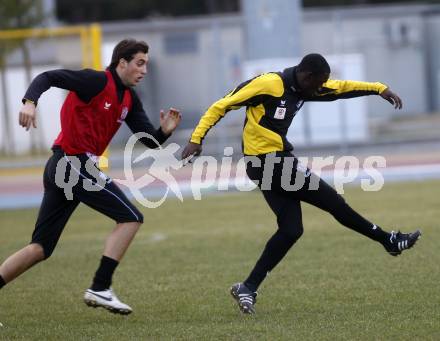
left=388, top=230, right=422, bottom=257
left=230, top=286, right=255, bottom=315
left=84, top=298, right=132, bottom=315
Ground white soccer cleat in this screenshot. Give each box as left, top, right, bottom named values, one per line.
left=84, top=288, right=132, bottom=315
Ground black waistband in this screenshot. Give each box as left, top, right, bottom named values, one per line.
left=52, top=145, right=63, bottom=154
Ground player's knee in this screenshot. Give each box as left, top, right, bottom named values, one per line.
left=286, top=225, right=304, bottom=242
left=326, top=194, right=347, bottom=214
left=121, top=210, right=143, bottom=225
left=278, top=221, right=303, bottom=242
left=276, top=228, right=303, bottom=248
left=277, top=211, right=303, bottom=242
left=29, top=243, right=46, bottom=261
left=294, top=226, right=304, bottom=240
left=133, top=221, right=142, bottom=232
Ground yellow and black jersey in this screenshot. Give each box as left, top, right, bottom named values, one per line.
left=190, top=66, right=387, bottom=156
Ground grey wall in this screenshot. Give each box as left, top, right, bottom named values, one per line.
left=241, top=0, right=302, bottom=59
left=302, top=5, right=430, bottom=118
left=101, top=3, right=440, bottom=127
left=4, top=2, right=439, bottom=153
left=103, top=16, right=244, bottom=129
left=425, top=12, right=440, bottom=112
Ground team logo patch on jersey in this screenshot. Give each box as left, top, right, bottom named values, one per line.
left=117, top=107, right=129, bottom=123
left=104, top=101, right=112, bottom=110
left=274, top=107, right=286, bottom=119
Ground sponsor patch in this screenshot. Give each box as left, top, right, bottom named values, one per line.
left=274, top=107, right=286, bottom=119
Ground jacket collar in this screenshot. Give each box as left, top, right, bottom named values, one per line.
left=281, top=66, right=301, bottom=92
left=109, top=67, right=128, bottom=91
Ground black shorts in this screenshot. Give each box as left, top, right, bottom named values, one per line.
left=31, top=147, right=143, bottom=258
left=245, top=151, right=314, bottom=194
left=245, top=151, right=348, bottom=227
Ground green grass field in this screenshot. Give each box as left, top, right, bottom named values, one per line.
left=0, top=180, right=439, bottom=340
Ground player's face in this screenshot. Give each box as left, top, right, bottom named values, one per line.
left=300, top=72, right=329, bottom=96
left=119, top=52, right=148, bottom=87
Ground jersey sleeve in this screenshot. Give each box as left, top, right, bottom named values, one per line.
left=190, top=73, right=284, bottom=144
left=22, top=69, right=106, bottom=105
left=309, top=79, right=388, bottom=102
left=125, top=90, right=170, bottom=148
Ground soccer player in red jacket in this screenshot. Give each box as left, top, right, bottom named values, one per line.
left=0, top=39, right=181, bottom=315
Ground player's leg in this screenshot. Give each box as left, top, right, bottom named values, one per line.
left=64, top=154, right=143, bottom=314
left=71, top=168, right=143, bottom=291
left=297, top=169, right=421, bottom=256
left=230, top=157, right=305, bottom=314
left=232, top=191, right=303, bottom=314
left=0, top=151, right=79, bottom=288
left=0, top=193, right=79, bottom=286
left=0, top=244, right=45, bottom=288
left=244, top=191, right=303, bottom=291
left=102, top=222, right=140, bottom=261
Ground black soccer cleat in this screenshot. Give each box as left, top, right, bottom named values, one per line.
left=230, top=283, right=257, bottom=314
left=383, top=229, right=422, bottom=256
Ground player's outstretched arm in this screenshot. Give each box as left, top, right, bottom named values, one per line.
left=380, top=88, right=402, bottom=109
left=181, top=74, right=280, bottom=162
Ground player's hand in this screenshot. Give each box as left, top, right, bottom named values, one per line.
left=380, top=88, right=402, bottom=109
left=181, top=142, right=202, bottom=163
left=160, top=108, right=182, bottom=135
left=19, top=101, right=37, bottom=131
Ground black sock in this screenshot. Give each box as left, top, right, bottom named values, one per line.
left=244, top=276, right=262, bottom=293
left=91, top=256, right=119, bottom=291
left=0, top=275, right=6, bottom=289
left=244, top=230, right=297, bottom=293
left=370, top=224, right=390, bottom=244
left=305, top=178, right=391, bottom=244
left=329, top=200, right=390, bottom=243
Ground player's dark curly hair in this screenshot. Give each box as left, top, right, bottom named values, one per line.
left=297, top=53, right=330, bottom=75
left=109, top=39, right=149, bottom=69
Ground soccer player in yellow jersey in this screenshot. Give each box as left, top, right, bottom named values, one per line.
left=182, top=53, right=421, bottom=314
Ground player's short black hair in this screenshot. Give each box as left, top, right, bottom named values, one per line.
left=109, top=39, right=149, bottom=69
left=297, top=53, right=330, bottom=75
